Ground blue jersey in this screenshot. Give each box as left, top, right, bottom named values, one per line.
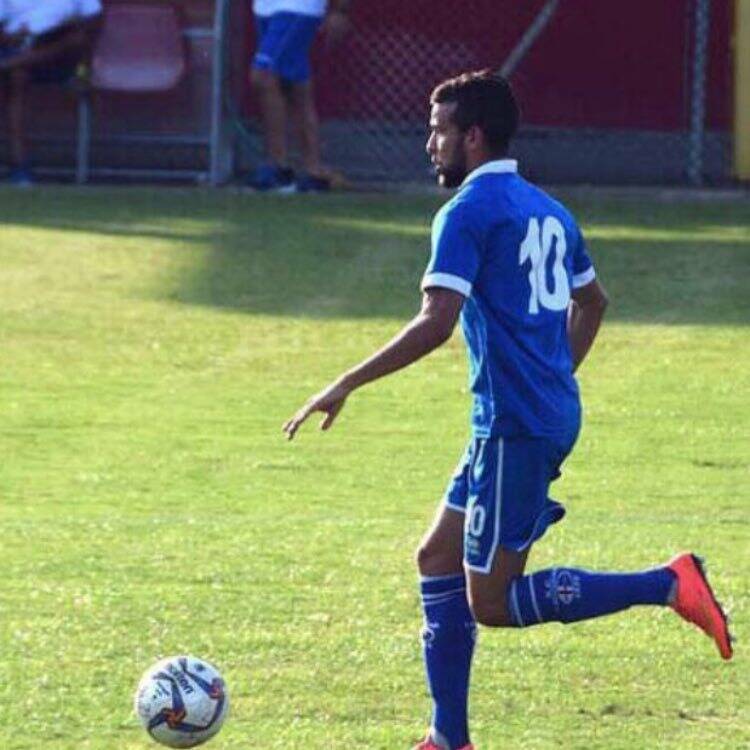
left=422, top=160, right=596, bottom=440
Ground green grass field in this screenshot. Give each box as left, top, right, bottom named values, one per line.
left=0, top=187, right=748, bottom=750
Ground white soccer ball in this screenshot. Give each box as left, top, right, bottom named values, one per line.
left=134, top=655, right=229, bottom=748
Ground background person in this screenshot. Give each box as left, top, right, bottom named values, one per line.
left=247, top=0, right=350, bottom=192
left=0, top=0, right=101, bottom=186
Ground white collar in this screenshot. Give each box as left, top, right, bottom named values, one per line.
left=461, top=159, right=518, bottom=187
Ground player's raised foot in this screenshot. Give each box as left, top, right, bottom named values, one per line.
left=667, top=552, right=733, bottom=660
left=412, top=736, right=473, bottom=750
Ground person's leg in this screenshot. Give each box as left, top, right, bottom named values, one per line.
left=468, top=538, right=733, bottom=661
left=250, top=66, right=288, bottom=167
left=263, top=12, right=330, bottom=189
left=469, top=552, right=674, bottom=629
left=288, top=80, right=323, bottom=177
left=251, top=13, right=294, bottom=171
left=464, top=436, right=675, bottom=628
left=416, top=503, right=474, bottom=750
left=464, top=436, right=732, bottom=660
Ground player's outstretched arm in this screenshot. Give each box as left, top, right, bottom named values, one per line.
left=568, top=278, right=609, bottom=371
left=283, top=287, right=464, bottom=439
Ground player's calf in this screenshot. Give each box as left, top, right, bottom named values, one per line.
left=416, top=507, right=476, bottom=750
left=504, top=565, right=674, bottom=627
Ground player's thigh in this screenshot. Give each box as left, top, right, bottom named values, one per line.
left=461, top=436, right=567, bottom=626
left=463, top=437, right=566, bottom=571
left=416, top=441, right=475, bottom=576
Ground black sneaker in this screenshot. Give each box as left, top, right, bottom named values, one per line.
left=245, top=164, right=296, bottom=193
left=296, top=174, right=331, bottom=193
left=8, top=165, right=34, bottom=188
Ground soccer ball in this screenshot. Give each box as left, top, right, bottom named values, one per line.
left=134, top=655, right=229, bottom=748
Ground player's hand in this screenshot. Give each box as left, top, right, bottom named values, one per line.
left=283, top=380, right=350, bottom=440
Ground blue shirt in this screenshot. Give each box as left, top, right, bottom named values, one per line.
left=422, top=159, right=596, bottom=440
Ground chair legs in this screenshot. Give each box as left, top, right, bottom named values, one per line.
left=76, top=91, right=91, bottom=184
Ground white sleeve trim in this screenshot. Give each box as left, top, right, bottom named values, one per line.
left=421, top=272, right=472, bottom=297
left=572, top=266, right=596, bottom=289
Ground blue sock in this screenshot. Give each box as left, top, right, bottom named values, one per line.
left=420, top=574, right=476, bottom=750
left=507, top=566, right=676, bottom=627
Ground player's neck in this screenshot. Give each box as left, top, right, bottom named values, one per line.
left=466, top=150, right=507, bottom=176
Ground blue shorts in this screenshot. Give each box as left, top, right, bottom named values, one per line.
left=445, top=435, right=576, bottom=574
left=253, top=12, right=322, bottom=83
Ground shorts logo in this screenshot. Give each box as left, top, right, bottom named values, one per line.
left=545, top=569, right=581, bottom=606
left=465, top=535, right=481, bottom=560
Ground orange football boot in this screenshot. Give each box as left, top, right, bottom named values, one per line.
left=668, top=553, right=733, bottom=660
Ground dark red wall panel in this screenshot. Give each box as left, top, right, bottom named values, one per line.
left=243, top=0, right=732, bottom=131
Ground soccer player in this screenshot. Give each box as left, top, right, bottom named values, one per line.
left=283, top=70, right=733, bottom=750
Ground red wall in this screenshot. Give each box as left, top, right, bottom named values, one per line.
left=246, top=0, right=733, bottom=132
left=21, top=0, right=735, bottom=157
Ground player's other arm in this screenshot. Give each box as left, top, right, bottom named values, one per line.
left=568, top=278, right=608, bottom=371
left=283, top=288, right=464, bottom=439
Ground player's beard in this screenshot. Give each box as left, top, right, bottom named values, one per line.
left=437, top=144, right=468, bottom=188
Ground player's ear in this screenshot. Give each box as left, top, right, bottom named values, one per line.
left=464, top=124, right=483, bottom=152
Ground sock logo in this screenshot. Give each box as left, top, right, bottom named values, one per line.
left=421, top=623, right=439, bottom=648
left=546, top=569, right=581, bottom=606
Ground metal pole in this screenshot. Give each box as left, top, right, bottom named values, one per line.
left=688, top=0, right=711, bottom=186
left=499, top=0, right=560, bottom=78
left=209, top=0, right=228, bottom=186
left=76, top=91, right=91, bottom=184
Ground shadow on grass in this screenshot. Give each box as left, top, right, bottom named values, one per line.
left=1, top=187, right=748, bottom=325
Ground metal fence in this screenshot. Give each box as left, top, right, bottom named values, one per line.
left=234, top=0, right=733, bottom=186
left=1, top=0, right=736, bottom=187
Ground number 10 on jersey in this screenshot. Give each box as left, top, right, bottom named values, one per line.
left=519, top=216, right=571, bottom=314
